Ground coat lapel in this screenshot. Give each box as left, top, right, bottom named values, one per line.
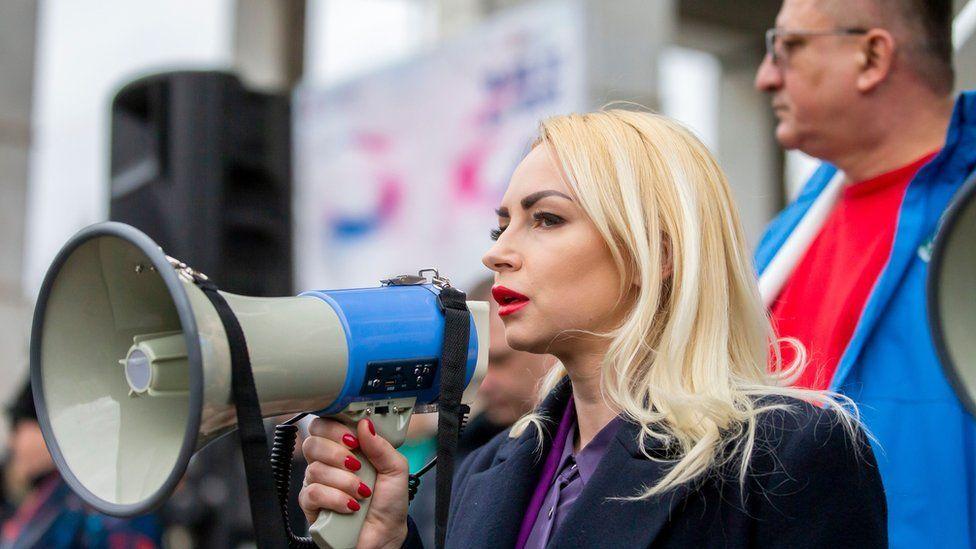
left=447, top=379, right=572, bottom=549
left=547, top=421, right=690, bottom=549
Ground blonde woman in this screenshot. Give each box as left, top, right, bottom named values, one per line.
left=297, top=111, right=887, bottom=548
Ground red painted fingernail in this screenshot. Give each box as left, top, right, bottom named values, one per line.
left=347, top=498, right=361, bottom=511
left=344, top=455, right=361, bottom=471
left=357, top=482, right=372, bottom=498
left=342, top=434, right=360, bottom=449
left=366, top=418, right=376, bottom=436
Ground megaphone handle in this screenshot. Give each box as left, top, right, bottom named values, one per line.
left=309, top=403, right=414, bottom=549
left=309, top=447, right=376, bottom=549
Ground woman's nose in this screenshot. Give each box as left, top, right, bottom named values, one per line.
left=482, top=239, right=521, bottom=273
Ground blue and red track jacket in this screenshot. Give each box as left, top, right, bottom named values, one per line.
left=755, top=91, right=976, bottom=549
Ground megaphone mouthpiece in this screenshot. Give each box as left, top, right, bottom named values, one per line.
left=119, top=331, right=189, bottom=397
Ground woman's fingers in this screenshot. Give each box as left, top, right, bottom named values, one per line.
left=307, top=416, right=356, bottom=442
left=356, top=418, right=408, bottom=477
left=299, top=416, right=410, bottom=548
left=304, top=417, right=408, bottom=477
left=298, top=482, right=362, bottom=524
left=302, top=433, right=363, bottom=471
left=304, top=460, right=372, bottom=501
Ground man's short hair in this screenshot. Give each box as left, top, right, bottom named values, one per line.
left=827, top=0, right=954, bottom=95
left=896, top=0, right=954, bottom=94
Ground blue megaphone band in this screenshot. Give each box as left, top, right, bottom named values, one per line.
left=302, top=284, right=480, bottom=415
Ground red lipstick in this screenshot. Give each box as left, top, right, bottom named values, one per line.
left=492, top=286, right=530, bottom=317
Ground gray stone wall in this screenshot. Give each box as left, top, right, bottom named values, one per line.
left=0, top=0, right=37, bottom=411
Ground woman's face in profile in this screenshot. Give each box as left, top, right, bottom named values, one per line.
left=482, top=145, right=629, bottom=358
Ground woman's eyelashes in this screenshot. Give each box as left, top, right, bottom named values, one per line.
left=489, top=226, right=507, bottom=241
left=489, top=211, right=565, bottom=241
left=532, top=211, right=565, bottom=228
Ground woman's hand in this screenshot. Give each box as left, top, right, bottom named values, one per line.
left=299, top=417, right=410, bottom=549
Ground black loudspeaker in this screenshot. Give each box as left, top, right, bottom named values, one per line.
left=109, top=71, right=292, bottom=296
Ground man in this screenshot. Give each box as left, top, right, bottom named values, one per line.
left=754, top=1, right=975, bottom=547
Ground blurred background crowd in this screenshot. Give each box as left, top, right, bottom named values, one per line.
left=1, top=0, right=975, bottom=547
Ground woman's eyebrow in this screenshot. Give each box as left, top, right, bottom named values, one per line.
left=520, top=190, right=573, bottom=209
left=494, top=190, right=573, bottom=218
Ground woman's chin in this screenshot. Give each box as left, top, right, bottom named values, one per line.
left=503, top=328, right=551, bottom=355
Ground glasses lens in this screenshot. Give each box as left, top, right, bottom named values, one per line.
left=765, top=29, right=778, bottom=62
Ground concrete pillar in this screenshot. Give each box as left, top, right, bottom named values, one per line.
left=0, top=0, right=37, bottom=395
left=671, top=15, right=783, bottom=247
left=954, top=0, right=976, bottom=90
left=234, top=0, right=306, bottom=92
left=580, top=0, right=675, bottom=109
left=716, top=56, right=783, bottom=247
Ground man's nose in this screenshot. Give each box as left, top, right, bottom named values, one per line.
left=754, top=54, right=782, bottom=92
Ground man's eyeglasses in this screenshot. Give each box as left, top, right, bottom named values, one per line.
left=764, top=28, right=868, bottom=65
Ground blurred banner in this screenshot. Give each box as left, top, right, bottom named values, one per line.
left=293, top=0, right=585, bottom=291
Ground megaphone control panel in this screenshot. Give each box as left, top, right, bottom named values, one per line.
left=360, top=359, right=438, bottom=395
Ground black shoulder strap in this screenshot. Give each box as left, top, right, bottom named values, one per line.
left=434, top=287, right=469, bottom=549
left=196, top=279, right=289, bottom=549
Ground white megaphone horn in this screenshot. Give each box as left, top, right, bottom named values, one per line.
left=927, top=171, right=976, bottom=418
left=29, top=222, right=489, bottom=548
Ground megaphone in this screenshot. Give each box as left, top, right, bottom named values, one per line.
left=928, top=172, right=976, bottom=418
left=29, top=222, right=489, bottom=548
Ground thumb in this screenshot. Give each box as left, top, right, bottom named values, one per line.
left=356, top=418, right=408, bottom=476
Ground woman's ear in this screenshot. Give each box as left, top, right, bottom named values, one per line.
left=630, top=235, right=673, bottom=289
left=660, top=234, right=673, bottom=281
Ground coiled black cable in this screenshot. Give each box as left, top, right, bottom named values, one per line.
left=270, top=414, right=317, bottom=549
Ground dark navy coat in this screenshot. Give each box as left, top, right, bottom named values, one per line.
left=405, top=378, right=886, bottom=548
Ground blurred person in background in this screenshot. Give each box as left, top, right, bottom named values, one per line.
left=0, top=381, right=161, bottom=548
left=404, top=276, right=552, bottom=547
left=755, top=1, right=975, bottom=546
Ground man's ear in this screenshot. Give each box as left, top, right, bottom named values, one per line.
left=856, top=29, right=896, bottom=92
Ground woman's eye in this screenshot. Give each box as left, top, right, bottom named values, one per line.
left=533, top=212, right=564, bottom=228
left=489, top=226, right=507, bottom=241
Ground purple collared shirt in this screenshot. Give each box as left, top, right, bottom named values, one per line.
left=515, top=397, right=622, bottom=549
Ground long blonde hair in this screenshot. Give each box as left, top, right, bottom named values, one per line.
left=510, top=109, right=858, bottom=498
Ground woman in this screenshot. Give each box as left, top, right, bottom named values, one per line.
left=297, top=110, right=887, bottom=548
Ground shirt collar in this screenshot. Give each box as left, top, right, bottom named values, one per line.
left=555, top=412, right=624, bottom=486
